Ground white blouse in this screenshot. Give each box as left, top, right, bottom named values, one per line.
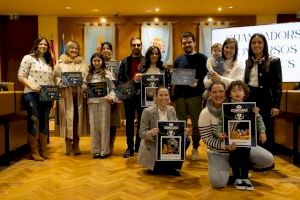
left=248, top=63, right=259, bottom=87
left=87, top=69, right=116, bottom=104
left=18, top=54, right=54, bottom=93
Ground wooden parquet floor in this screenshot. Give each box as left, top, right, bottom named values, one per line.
left=1, top=136, right=300, bottom=200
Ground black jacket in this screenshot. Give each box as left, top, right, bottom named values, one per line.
left=244, top=56, right=282, bottom=108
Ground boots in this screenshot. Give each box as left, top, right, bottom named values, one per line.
left=39, top=133, right=49, bottom=159
left=28, top=134, right=44, bottom=161
left=73, top=138, right=82, bottom=155
left=65, top=138, right=73, bottom=155
left=110, top=135, right=116, bottom=155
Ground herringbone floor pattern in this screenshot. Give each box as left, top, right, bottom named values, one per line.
left=1, top=135, right=300, bottom=200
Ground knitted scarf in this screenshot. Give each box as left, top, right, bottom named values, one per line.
left=206, top=99, right=222, bottom=118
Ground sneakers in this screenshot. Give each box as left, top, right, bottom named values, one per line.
left=243, top=179, right=254, bottom=191
left=191, top=148, right=199, bottom=161
left=234, top=179, right=245, bottom=190
left=234, top=179, right=254, bottom=191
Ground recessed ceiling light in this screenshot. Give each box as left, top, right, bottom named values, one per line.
left=155, top=8, right=160, bottom=12
left=217, top=7, right=222, bottom=11
left=92, top=9, right=99, bottom=12
left=207, top=18, right=213, bottom=22
left=154, top=17, right=159, bottom=23
left=100, top=17, right=107, bottom=23
left=65, top=6, right=71, bottom=10
left=229, top=6, right=234, bottom=9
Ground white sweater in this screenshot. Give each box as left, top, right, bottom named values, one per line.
left=198, top=107, right=227, bottom=153
left=18, top=54, right=54, bottom=93
left=204, top=59, right=244, bottom=89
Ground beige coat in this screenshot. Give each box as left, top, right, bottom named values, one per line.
left=138, top=104, right=178, bottom=170
left=54, top=54, right=89, bottom=139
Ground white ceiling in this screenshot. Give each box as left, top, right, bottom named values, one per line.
left=0, top=0, right=300, bottom=16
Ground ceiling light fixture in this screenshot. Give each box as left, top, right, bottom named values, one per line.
left=65, top=6, right=71, bottom=10
left=155, top=8, right=160, bottom=12
left=229, top=6, right=234, bottom=9
left=207, top=18, right=213, bottom=22
left=100, top=17, right=107, bottom=23
left=217, top=7, right=222, bottom=11
left=92, top=9, right=99, bottom=12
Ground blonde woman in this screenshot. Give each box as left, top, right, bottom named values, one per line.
left=54, top=40, right=89, bottom=155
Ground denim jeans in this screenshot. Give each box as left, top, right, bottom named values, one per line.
left=24, top=92, right=53, bottom=136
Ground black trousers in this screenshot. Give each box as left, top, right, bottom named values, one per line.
left=123, top=95, right=144, bottom=151
left=230, top=147, right=251, bottom=179
left=248, top=86, right=275, bottom=154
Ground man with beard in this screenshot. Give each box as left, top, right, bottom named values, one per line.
left=172, top=32, right=207, bottom=161
left=118, top=37, right=144, bottom=158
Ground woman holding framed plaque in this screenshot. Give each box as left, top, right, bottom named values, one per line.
left=18, top=37, right=55, bottom=161
left=138, top=86, right=190, bottom=176
left=198, top=80, right=273, bottom=188
left=54, top=40, right=89, bottom=156
left=83, top=53, right=116, bottom=158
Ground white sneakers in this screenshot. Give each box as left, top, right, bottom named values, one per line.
left=191, top=148, right=199, bottom=161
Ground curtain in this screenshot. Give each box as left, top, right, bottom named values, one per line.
left=141, top=22, right=173, bottom=65
left=199, top=21, right=230, bottom=57
left=84, top=23, right=116, bottom=63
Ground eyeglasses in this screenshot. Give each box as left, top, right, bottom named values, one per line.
left=131, top=43, right=142, bottom=47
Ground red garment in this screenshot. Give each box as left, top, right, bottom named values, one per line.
left=130, top=57, right=141, bottom=79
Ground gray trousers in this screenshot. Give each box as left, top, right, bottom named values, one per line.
left=88, top=102, right=111, bottom=156
left=208, top=146, right=274, bottom=188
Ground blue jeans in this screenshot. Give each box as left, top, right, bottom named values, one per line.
left=24, top=92, right=53, bottom=136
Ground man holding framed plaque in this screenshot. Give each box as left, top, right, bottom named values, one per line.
left=172, top=32, right=207, bottom=161
left=118, top=37, right=145, bottom=158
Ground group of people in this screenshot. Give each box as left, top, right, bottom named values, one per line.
left=18, top=31, right=282, bottom=190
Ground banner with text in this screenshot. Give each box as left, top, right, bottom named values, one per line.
left=212, top=22, right=300, bottom=82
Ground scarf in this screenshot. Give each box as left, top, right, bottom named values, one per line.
left=206, top=99, right=222, bottom=118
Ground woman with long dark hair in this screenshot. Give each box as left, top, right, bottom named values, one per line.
left=244, top=33, right=282, bottom=155
left=84, top=53, right=116, bottom=158
left=18, top=37, right=54, bottom=161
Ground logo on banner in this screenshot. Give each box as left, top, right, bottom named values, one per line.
left=151, top=37, right=166, bottom=54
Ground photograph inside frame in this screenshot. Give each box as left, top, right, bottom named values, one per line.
left=156, top=120, right=186, bottom=161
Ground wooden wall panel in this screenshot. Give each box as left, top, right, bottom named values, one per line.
left=0, top=16, right=38, bottom=90
left=274, top=113, right=294, bottom=149
left=0, top=124, right=5, bottom=156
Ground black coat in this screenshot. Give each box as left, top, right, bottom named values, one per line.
left=244, top=56, right=282, bottom=109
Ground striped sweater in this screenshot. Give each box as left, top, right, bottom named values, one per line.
left=198, top=107, right=228, bottom=153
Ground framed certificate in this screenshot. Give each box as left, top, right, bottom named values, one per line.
left=87, top=82, right=108, bottom=98
left=61, top=72, right=83, bottom=86
left=39, top=85, right=61, bottom=101
left=156, top=120, right=186, bottom=161
left=223, top=102, right=257, bottom=147
left=141, top=74, right=165, bottom=107
left=115, top=81, right=136, bottom=101
left=171, top=68, right=196, bottom=85
left=105, top=60, right=119, bottom=76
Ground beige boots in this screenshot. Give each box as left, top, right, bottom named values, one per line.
left=28, top=133, right=49, bottom=161
left=39, top=134, right=49, bottom=159
left=65, top=137, right=81, bottom=155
